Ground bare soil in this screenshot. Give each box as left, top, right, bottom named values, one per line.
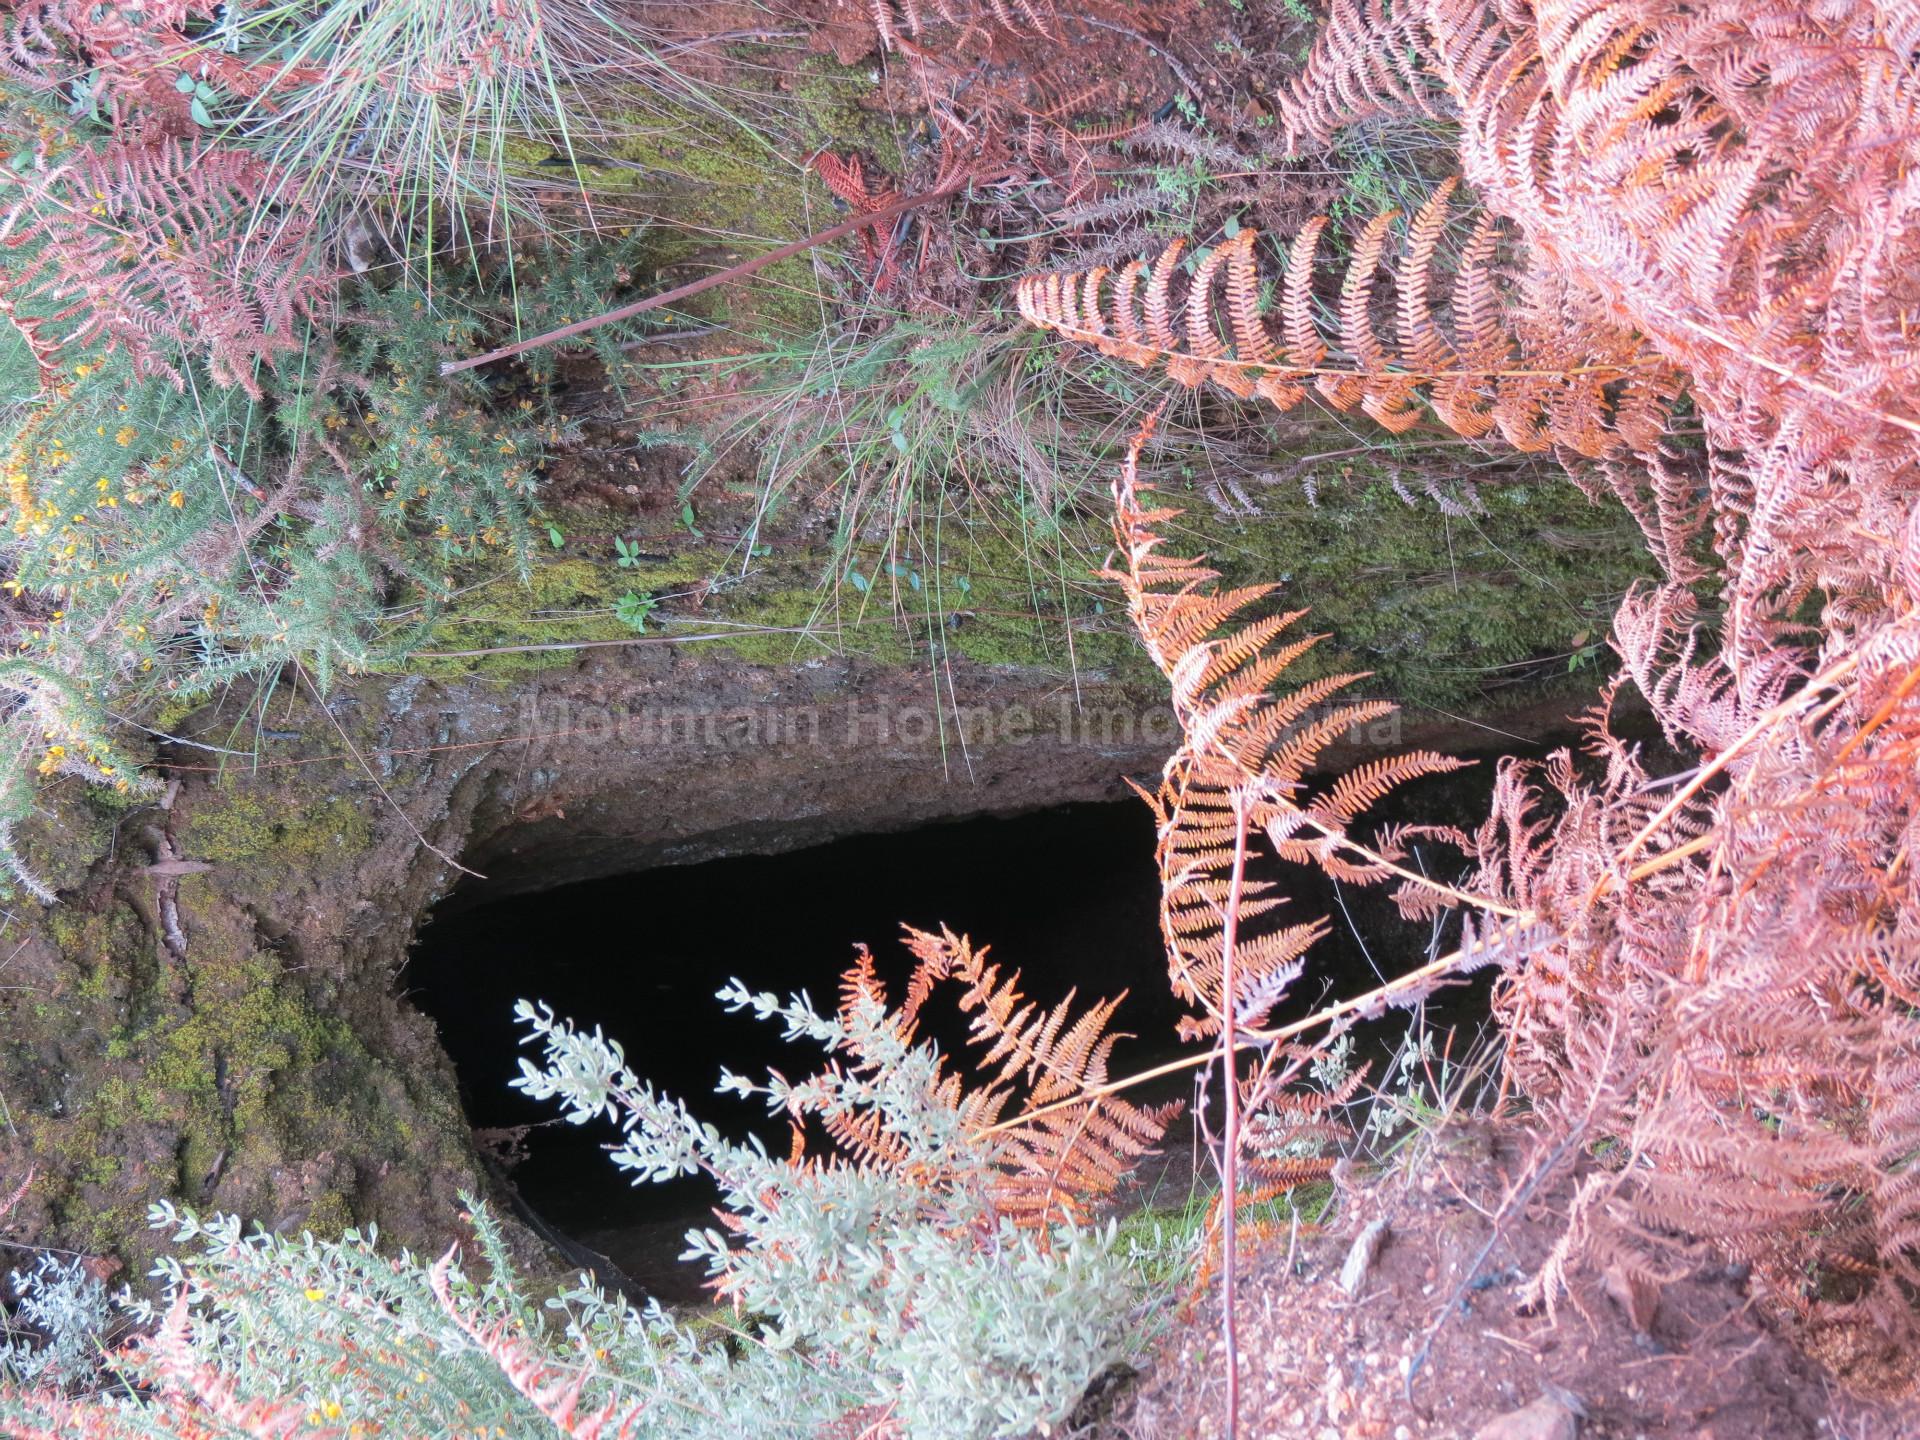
left=1104, top=1121, right=1916, bottom=1440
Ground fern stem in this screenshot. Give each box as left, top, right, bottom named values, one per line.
left=1036, top=317, right=1661, bottom=382
left=1215, top=784, right=1251, bottom=1440
left=1265, top=802, right=1528, bottom=919
left=1667, top=316, right=1920, bottom=438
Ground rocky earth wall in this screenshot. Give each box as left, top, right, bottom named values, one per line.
left=0, top=646, right=1180, bottom=1273
left=0, top=639, right=1589, bottom=1279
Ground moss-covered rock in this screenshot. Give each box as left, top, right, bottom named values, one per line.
left=402, top=446, right=1647, bottom=716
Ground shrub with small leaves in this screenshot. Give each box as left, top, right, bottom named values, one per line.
left=1, top=1254, right=109, bottom=1390
left=0, top=224, right=669, bottom=896
left=0, top=1200, right=854, bottom=1439
left=0, top=971, right=1151, bottom=1438
left=512, top=978, right=1146, bottom=1437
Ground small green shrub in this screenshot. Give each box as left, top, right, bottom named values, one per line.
left=0, top=970, right=1152, bottom=1438
left=1, top=1254, right=109, bottom=1390
left=0, top=1200, right=853, bottom=1438
left=0, top=227, right=669, bottom=894
left=512, top=978, right=1146, bottom=1436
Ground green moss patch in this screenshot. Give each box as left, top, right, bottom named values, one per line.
left=183, top=786, right=372, bottom=867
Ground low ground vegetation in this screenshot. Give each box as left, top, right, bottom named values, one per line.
left=1, top=1, right=1917, bottom=1437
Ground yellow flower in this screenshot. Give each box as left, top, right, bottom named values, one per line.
left=168, top=490, right=184, bottom=507
left=114, top=426, right=137, bottom=446
left=304, top=1287, right=325, bottom=1302
left=321, top=1400, right=343, bottom=1420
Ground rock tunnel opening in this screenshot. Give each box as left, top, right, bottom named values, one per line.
left=401, top=788, right=1498, bottom=1303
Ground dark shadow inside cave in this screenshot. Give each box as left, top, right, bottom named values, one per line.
left=402, top=786, right=1501, bottom=1303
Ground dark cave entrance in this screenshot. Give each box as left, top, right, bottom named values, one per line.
left=402, top=789, right=1499, bottom=1303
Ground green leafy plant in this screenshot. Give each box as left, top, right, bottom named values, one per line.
left=0, top=226, right=659, bottom=893
left=0, top=1200, right=854, bottom=1439
left=2, top=1254, right=109, bottom=1390
left=613, top=590, right=656, bottom=632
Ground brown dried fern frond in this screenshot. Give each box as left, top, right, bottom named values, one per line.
left=0, top=134, right=333, bottom=396
left=0, top=1167, right=27, bottom=1226
left=1420, top=0, right=1920, bottom=659
left=1473, top=616, right=1920, bottom=1396
left=1271, top=0, right=1454, bottom=154
left=1108, top=414, right=1476, bottom=1040
left=0, top=4, right=62, bottom=90
left=869, top=0, right=1057, bottom=50
left=899, top=923, right=1176, bottom=1227
left=1018, top=183, right=1682, bottom=458
left=802, top=926, right=1175, bottom=1232
left=809, top=149, right=909, bottom=291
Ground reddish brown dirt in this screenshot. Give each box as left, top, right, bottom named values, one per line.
left=1104, top=1121, right=1915, bottom=1440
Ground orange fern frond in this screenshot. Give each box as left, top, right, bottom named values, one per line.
left=1270, top=0, right=1453, bottom=153
left=809, top=149, right=900, bottom=215
left=819, top=1086, right=922, bottom=1175
left=837, top=942, right=927, bottom=1059
left=807, top=926, right=1176, bottom=1232
left=1107, top=414, right=1471, bottom=1037
left=0, top=1167, right=27, bottom=1224
left=807, top=148, right=907, bottom=290
left=1017, top=187, right=1681, bottom=458
left=900, top=923, right=1173, bottom=1227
